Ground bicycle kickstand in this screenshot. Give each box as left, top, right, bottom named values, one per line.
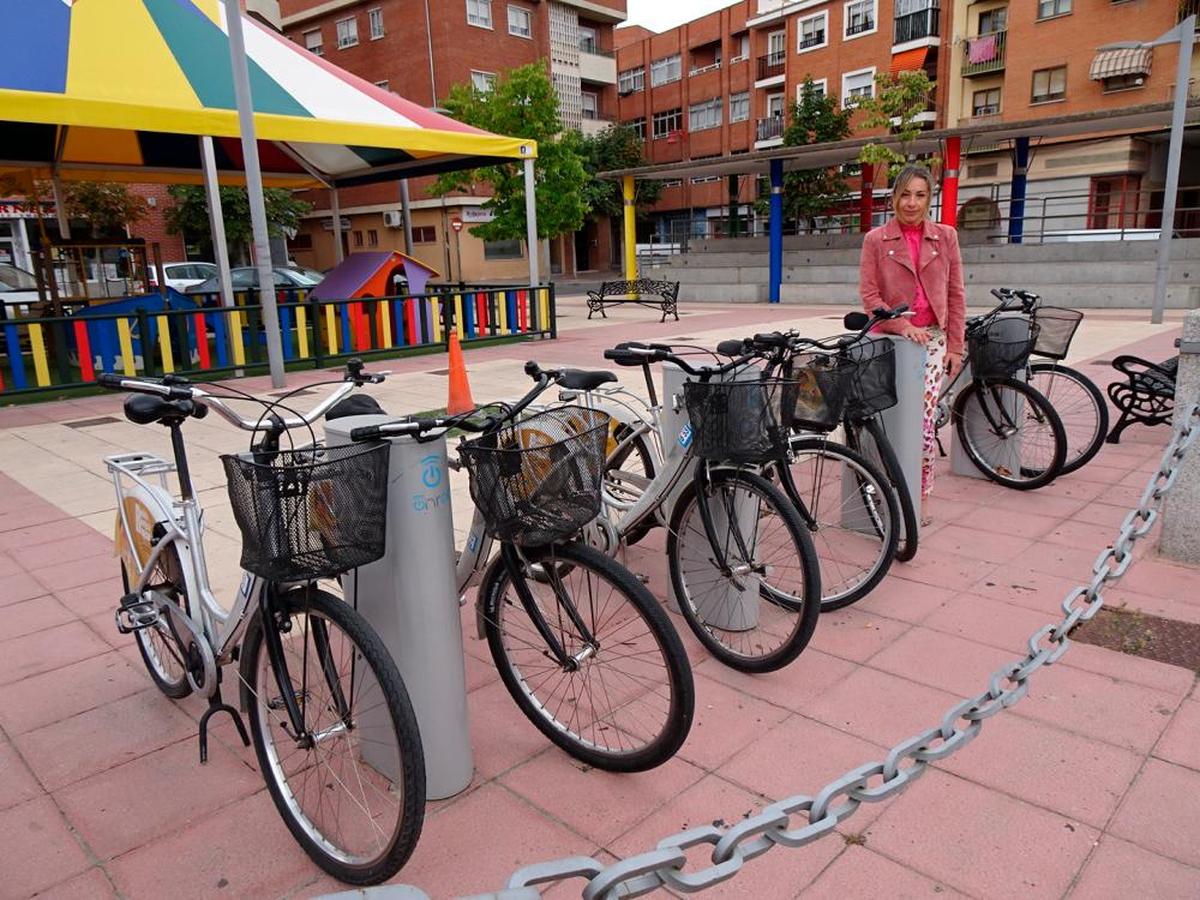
left=197, top=673, right=251, bottom=764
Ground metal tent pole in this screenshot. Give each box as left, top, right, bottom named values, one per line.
left=200, top=137, right=236, bottom=314
left=1151, top=17, right=1194, bottom=324
left=524, top=156, right=539, bottom=286
left=400, top=179, right=415, bottom=255
left=331, top=188, right=345, bottom=263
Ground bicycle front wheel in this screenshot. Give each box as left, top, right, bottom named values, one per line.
left=667, top=468, right=821, bottom=672
left=782, top=437, right=899, bottom=611
left=480, top=540, right=694, bottom=772
left=844, top=416, right=920, bottom=562
left=1027, top=362, right=1108, bottom=476
left=954, top=378, right=1067, bottom=490
left=241, top=587, right=425, bottom=886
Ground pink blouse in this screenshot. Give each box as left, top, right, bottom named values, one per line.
left=900, top=223, right=937, bottom=327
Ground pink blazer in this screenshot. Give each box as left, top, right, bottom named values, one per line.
left=859, top=218, right=967, bottom=355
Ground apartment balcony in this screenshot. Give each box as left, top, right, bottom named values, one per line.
left=1180, top=0, right=1200, bottom=25
left=962, top=30, right=1006, bottom=77
left=893, top=6, right=938, bottom=45
left=580, top=49, right=617, bottom=85
left=756, top=116, right=785, bottom=143
left=756, top=51, right=786, bottom=83
left=580, top=116, right=616, bottom=137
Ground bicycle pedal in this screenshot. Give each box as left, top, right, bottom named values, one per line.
left=114, top=598, right=160, bottom=634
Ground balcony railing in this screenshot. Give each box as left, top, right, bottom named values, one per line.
left=689, top=61, right=722, bottom=76
left=894, top=6, right=939, bottom=44
left=799, top=31, right=825, bottom=49
left=579, top=44, right=614, bottom=58
left=756, top=51, right=786, bottom=81
left=1180, top=0, right=1199, bottom=25
left=756, top=116, right=785, bottom=142
left=962, top=29, right=1006, bottom=76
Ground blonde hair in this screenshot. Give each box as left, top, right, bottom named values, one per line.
left=891, top=164, right=934, bottom=215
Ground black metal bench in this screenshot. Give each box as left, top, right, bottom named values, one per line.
left=1105, top=354, right=1178, bottom=443
left=586, top=279, right=680, bottom=323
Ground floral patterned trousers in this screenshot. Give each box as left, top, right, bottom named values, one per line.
left=922, top=328, right=948, bottom=500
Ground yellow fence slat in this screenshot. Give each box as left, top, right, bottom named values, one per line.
left=325, top=305, right=338, bottom=355
left=296, top=305, right=310, bottom=358
left=379, top=301, right=393, bottom=348
left=27, top=323, right=51, bottom=387
left=229, top=313, right=246, bottom=366
left=157, top=315, right=175, bottom=373
left=497, top=291, right=508, bottom=333
left=454, top=294, right=465, bottom=340
left=432, top=297, right=443, bottom=344
left=538, top=288, right=550, bottom=330
left=116, top=318, right=137, bottom=376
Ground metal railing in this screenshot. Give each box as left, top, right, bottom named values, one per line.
left=894, top=6, right=939, bottom=44
left=756, top=116, right=785, bottom=142
left=0, top=284, right=555, bottom=398
left=756, top=52, right=786, bottom=81
left=1180, top=0, right=1199, bottom=24
left=962, top=29, right=1007, bottom=76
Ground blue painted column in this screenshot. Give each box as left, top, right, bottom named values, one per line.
left=769, top=158, right=783, bottom=303
left=1008, top=136, right=1030, bottom=245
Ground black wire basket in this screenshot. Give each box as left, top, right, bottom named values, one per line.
left=683, top=374, right=797, bottom=464
left=458, top=406, right=610, bottom=548
left=841, top=337, right=897, bottom=418
left=222, top=442, right=390, bottom=582
left=788, top=352, right=851, bottom=433
left=967, top=316, right=1041, bottom=380
left=1031, top=306, right=1083, bottom=361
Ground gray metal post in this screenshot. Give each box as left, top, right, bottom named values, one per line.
left=200, top=137, right=236, bottom=312
left=1160, top=308, right=1200, bottom=562
left=399, top=179, right=415, bottom=255
left=877, top=337, right=927, bottom=514
left=1151, top=16, right=1194, bottom=324
left=330, top=188, right=345, bottom=264
left=223, top=0, right=285, bottom=388
left=524, top=156, right=539, bottom=286
left=324, top=416, right=474, bottom=800
left=51, top=176, right=71, bottom=240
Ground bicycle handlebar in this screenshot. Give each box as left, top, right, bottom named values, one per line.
left=604, top=341, right=758, bottom=378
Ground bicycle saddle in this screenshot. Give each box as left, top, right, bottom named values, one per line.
left=123, top=393, right=204, bottom=425
left=558, top=369, right=617, bottom=391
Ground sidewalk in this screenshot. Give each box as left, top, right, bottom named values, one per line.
left=0, top=300, right=1196, bottom=899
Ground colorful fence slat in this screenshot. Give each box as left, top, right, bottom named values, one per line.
left=156, top=315, right=175, bottom=373
left=27, top=324, right=51, bottom=387
left=325, top=304, right=339, bottom=356
left=228, top=314, right=246, bottom=367
left=115, top=318, right=137, bottom=377
left=193, top=313, right=211, bottom=370
left=295, top=305, right=309, bottom=359
left=73, top=320, right=96, bottom=383
left=4, top=323, right=27, bottom=390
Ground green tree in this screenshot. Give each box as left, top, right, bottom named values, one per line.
left=577, top=123, right=661, bottom=220
left=429, top=62, right=588, bottom=243
left=778, top=77, right=854, bottom=231
left=165, top=185, right=311, bottom=265
left=61, top=182, right=149, bottom=237
left=855, top=70, right=937, bottom=176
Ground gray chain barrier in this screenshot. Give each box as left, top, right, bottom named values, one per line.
left=345, top=400, right=1200, bottom=900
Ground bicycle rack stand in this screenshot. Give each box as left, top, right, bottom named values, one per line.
left=852, top=336, right=926, bottom=515
left=325, top=415, right=474, bottom=800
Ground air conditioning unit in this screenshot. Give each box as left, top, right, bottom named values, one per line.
left=383, top=210, right=403, bottom=228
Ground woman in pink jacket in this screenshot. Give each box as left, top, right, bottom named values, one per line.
left=859, top=164, right=966, bottom=521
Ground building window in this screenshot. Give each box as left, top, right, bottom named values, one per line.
left=582, top=91, right=599, bottom=120
left=471, top=70, right=497, bottom=92
left=484, top=239, right=523, bottom=260
left=353, top=230, right=364, bottom=247
left=766, top=92, right=786, bottom=118
left=336, top=16, right=358, bottom=49
left=367, top=229, right=379, bottom=246
left=374, top=80, right=390, bottom=90
left=1037, top=0, right=1071, bottom=19
left=413, top=226, right=437, bottom=244
left=507, top=5, right=532, bottom=38
left=688, top=97, right=723, bottom=132
left=651, top=107, right=683, bottom=139
left=579, top=25, right=598, bottom=54
left=767, top=30, right=786, bottom=65
left=691, top=175, right=722, bottom=185
left=466, top=0, right=492, bottom=29
left=979, top=7, right=1006, bottom=34
left=798, top=79, right=827, bottom=102
left=650, top=55, right=682, bottom=87
left=289, top=233, right=314, bottom=251
left=842, top=67, right=876, bottom=107
left=303, top=28, right=323, bottom=56
left=798, top=12, right=827, bottom=51
left=844, top=0, right=876, bottom=38
left=618, top=67, right=645, bottom=94
left=972, top=87, right=1000, bottom=116
left=729, top=92, right=750, bottom=123
left=1103, top=72, right=1146, bottom=93
left=368, top=8, right=385, bottom=39
left=624, top=117, right=646, bottom=139
left=1031, top=65, right=1066, bottom=103
left=659, top=179, right=682, bottom=188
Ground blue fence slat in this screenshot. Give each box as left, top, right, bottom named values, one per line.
left=212, top=313, right=229, bottom=367
left=279, top=306, right=294, bottom=361
left=4, top=323, right=27, bottom=389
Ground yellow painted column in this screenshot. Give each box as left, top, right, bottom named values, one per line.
left=453, top=294, right=465, bottom=340
left=295, top=305, right=310, bottom=358
left=324, top=304, right=338, bottom=355
left=622, top=175, right=638, bottom=282
left=157, top=316, right=175, bottom=373
left=116, top=319, right=137, bottom=376
left=28, top=324, right=51, bottom=387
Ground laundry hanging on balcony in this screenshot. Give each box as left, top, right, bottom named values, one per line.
left=967, top=34, right=999, bottom=65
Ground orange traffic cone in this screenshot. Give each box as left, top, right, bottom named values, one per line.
left=446, top=332, right=476, bottom=415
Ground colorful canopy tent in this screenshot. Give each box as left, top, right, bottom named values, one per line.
left=310, top=252, right=441, bottom=302
left=0, top=0, right=537, bottom=188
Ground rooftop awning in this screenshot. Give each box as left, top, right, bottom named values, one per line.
left=0, top=0, right=536, bottom=189
left=1089, top=47, right=1153, bottom=81
left=890, top=47, right=929, bottom=76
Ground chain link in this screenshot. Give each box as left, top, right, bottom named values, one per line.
left=454, top=400, right=1200, bottom=900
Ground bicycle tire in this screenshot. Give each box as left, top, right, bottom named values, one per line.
left=954, top=378, right=1067, bottom=490
left=480, top=540, right=694, bottom=772
left=781, top=437, right=899, bottom=611
left=667, top=467, right=821, bottom=673
left=1028, top=362, right=1108, bottom=476
left=605, top=423, right=657, bottom=546
left=241, top=587, right=425, bottom=886
left=121, top=547, right=192, bottom=699
left=845, top=417, right=920, bottom=562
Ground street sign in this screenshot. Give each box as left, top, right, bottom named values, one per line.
left=450, top=217, right=463, bottom=233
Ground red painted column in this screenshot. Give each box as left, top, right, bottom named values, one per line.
left=940, top=136, right=962, bottom=226
left=859, top=164, right=875, bottom=233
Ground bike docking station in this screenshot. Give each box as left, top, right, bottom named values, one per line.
left=324, top=415, right=474, bottom=800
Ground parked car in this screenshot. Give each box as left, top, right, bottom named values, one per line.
left=0, top=263, right=43, bottom=320
left=186, top=266, right=325, bottom=295
left=148, top=262, right=220, bottom=293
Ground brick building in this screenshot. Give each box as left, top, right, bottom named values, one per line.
left=278, top=0, right=627, bottom=279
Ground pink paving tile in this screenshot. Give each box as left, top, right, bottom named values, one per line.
left=970, top=565, right=1088, bottom=616
left=868, top=627, right=1017, bottom=698
left=1016, top=542, right=1109, bottom=580
left=608, top=774, right=843, bottom=900
left=1014, top=664, right=1179, bottom=754
left=1109, top=759, right=1200, bottom=868
left=940, top=504, right=1061, bottom=541
left=675, top=672, right=791, bottom=770
left=83, top=611, right=129, bottom=650
left=1058, top=641, right=1197, bottom=698
left=803, top=666, right=960, bottom=748
left=0, top=594, right=75, bottom=642
left=1155, top=700, right=1200, bottom=771
left=0, top=649, right=146, bottom=735
left=34, top=866, right=119, bottom=899
left=801, top=845, right=968, bottom=899
left=1070, top=835, right=1200, bottom=900
left=0, top=620, right=111, bottom=686
left=0, top=737, right=44, bottom=812
left=0, top=570, right=49, bottom=607
left=466, top=681, right=556, bottom=780
left=918, top=525, right=1035, bottom=566
left=389, top=782, right=594, bottom=898
left=0, top=517, right=99, bottom=552
left=55, top=736, right=262, bottom=860
left=978, top=488, right=1090, bottom=520
left=0, top=795, right=93, bottom=899
left=806, top=607, right=912, bottom=664
left=0, top=552, right=21, bottom=577
left=922, top=591, right=1059, bottom=652
left=1043, top=517, right=1130, bottom=551
left=889, top=549, right=998, bottom=593
left=694, top=648, right=857, bottom=715
left=31, top=550, right=120, bottom=593
left=54, top=576, right=126, bottom=620
left=1115, top=555, right=1200, bottom=603
left=1067, top=461, right=1139, bottom=485
left=15, top=689, right=198, bottom=791
left=866, top=768, right=1100, bottom=899
left=1070, top=500, right=1137, bottom=528
left=0, top=505, right=76, bottom=534
left=938, top=713, right=1142, bottom=827
left=1036, top=475, right=1114, bottom=504
left=913, top=495, right=974, bottom=526
left=9, top=532, right=114, bottom=571
left=106, top=791, right=320, bottom=900
left=499, top=749, right=707, bottom=845
left=855, top=578, right=956, bottom=625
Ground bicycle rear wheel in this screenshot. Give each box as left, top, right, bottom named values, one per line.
left=241, top=587, right=425, bottom=886
left=844, top=416, right=919, bottom=562
left=480, top=540, right=694, bottom=772
left=1028, top=362, right=1108, bottom=475
left=667, top=467, right=821, bottom=672
left=954, top=378, right=1067, bottom=490
left=121, top=546, right=192, bottom=699
left=604, top=423, right=656, bottom=545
